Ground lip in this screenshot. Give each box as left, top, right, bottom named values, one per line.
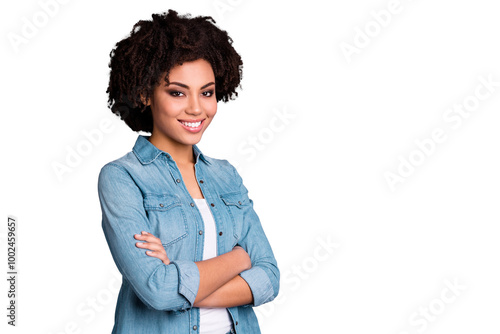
left=178, top=119, right=205, bottom=133
left=178, top=118, right=205, bottom=122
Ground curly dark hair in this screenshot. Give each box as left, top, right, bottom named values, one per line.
left=106, top=9, right=243, bottom=133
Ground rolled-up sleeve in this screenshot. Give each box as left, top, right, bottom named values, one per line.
left=98, top=163, right=200, bottom=311
left=230, top=164, right=280, bottom=307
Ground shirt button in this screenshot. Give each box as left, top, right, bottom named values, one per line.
left=235, top=321, right=238, bottom=326
left=210, top=203, right=215, bottom=207
left=200, top=180, right=204, bottom=184
left=199, top=230, right=203, bottom=235
left=219, top=231, right=223, bottom=236
left=238, top=201, right=242, bottom=205
left=176, top=179, right=181, bottom=183
left=159, top=204, right=164, bottom=208
left=193, top=325, right=198, bottom=330
left=190, top=203, right=195, bottom=207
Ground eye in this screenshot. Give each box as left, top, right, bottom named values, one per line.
left=168, top=91, right=184, bottom=97
left=202, top=90, right=215, bottom=97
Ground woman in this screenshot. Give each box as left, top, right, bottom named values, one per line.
left=97, top=9, right=280, bottom=334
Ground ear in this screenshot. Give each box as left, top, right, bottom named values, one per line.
left=140, top=92, right=150, bottom=106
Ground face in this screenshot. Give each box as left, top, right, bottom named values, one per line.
left=147, top=58, right=217, bottom=150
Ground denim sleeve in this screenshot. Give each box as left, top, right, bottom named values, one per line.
left=230, top=164, right=280, bottom=307
left=97, top=163, right=200, bottom=311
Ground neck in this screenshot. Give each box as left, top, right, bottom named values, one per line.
left=148, top=133, right=195, bottom=165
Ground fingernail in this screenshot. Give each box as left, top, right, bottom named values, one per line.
left=142, top=231, right=147, bottom=235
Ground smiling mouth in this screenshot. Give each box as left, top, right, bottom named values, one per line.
left=178, top=120, right=203, bottom=128
left=178, top=119, right=205, bottom=132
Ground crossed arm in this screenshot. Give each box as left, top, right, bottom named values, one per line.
left=99, top=163, right=279, bottom=311
left=134, top=231, right=254, bottom=308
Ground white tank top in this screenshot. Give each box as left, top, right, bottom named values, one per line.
left=193, top=198, right=233, bottom=334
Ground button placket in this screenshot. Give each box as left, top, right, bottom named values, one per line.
left=164, top=156, right=183, bottom=185
left=191, top=166, right=207, bottom=262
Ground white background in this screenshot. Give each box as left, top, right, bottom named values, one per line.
left=1, top=0, right=500, bottom=333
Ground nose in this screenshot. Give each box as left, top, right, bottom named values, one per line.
left=187, top=94, right=202, bottom=115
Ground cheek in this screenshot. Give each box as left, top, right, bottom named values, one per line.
left=157, top=100, right=182, bottom=117
left=205, top=100, right=218, bottom=118
left=151, top=104, right=180, bottom=130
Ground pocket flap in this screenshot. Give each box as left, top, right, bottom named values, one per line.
left=143, top=194, right=181, bottom=211
left=220, top=192, right=247, bottom=208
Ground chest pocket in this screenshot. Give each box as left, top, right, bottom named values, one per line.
left=143, top=194, right=188, bottom=247
left=220, top=192, right=248, bottom=241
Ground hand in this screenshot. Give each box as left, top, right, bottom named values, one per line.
left=134, top=231, right=170, bottom=265
left=232, top=245, right=252, bottom=271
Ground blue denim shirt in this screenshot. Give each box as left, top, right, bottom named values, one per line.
left=97, top=135, right=280, bottom=334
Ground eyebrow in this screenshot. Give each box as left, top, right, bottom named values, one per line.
left=166, top=81, right=215, bottom=90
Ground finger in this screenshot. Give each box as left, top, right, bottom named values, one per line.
left=134, top=233, right=147, bottom=240
left=135, top=241, right=166, bottom=253
left=134, top=231, right=151, bottom=239
left=145, top=250, right=166, bottom=259
left=145, top=250, right=170, bottom=265
left=134, top=233, right=158, bottom=243
left=134, top=232, right=162, bottom=244
left=143, top=231, right=162, bottom=244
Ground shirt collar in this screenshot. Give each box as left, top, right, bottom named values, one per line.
left=132, top=135, right=211, bottom=165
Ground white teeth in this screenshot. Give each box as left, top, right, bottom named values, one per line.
left=181, top=121, right=201, bottom=128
